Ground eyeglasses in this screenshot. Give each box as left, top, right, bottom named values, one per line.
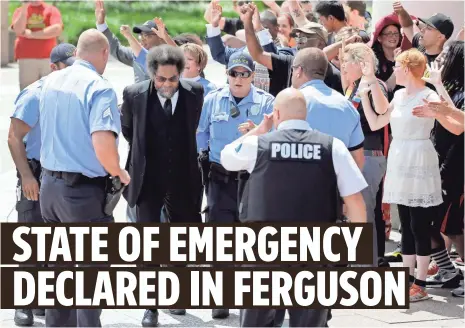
left=139, top=33, right=155, bottom=40
left=155, top=75, right=179, bottom=83
left=227, top=70, right=252, bottom=78
left=381, top=32, right=400, bottom=38
left=295, top=36, right=309, bottom=44
left=237, top=0, right=250, bottom=7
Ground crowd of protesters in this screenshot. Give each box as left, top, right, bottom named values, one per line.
left=8, top=0, right=465, bottom=326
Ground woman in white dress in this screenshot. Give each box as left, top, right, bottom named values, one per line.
left=360, top=48, right=445, bottom=302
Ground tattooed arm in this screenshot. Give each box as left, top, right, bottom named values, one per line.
left=287, top=0, right=310, bottom=27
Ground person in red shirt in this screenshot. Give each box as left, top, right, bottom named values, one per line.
left=11, top=0, right=63, bottom=90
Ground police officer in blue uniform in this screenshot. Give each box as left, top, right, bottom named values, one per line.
left=38, top=29, right=129, bottom=328
left=196, top=51, right=274, bottom=319
left=221, top=88, right=368, bottom=327
left=7, top=43, right=76, bottom=327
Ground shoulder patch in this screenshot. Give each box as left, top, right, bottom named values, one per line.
left=103, top=108, right=113, bottom=120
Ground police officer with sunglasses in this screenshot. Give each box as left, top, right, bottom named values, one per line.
left=196, top=52, right=274, bottom=319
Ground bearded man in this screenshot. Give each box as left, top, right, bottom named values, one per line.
left=120, top=44, right=204, bottom=325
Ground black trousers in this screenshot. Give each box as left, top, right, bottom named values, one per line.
left=205, top=175, right=239, bottom=223
left=240, top=308, right=329, bottom=327
left=136, top=179, right=202, bottom=223
left=40, top=173, right=113, bottom=327
left=398, top=204, right=440, bottom=256
left=374, top=180, right=385, bottom=258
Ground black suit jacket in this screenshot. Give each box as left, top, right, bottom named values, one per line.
left=121, top=79, right=204, bottom=208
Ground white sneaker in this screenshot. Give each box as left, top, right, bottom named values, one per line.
left=426, top=269, right=462, bottom=288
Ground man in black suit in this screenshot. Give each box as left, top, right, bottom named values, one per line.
left=120, top=44, right=204, bottom=327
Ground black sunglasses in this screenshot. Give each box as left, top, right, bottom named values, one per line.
left=227, top=70, right=252, bottom=78
left=237, top=0, right=250, bottom=6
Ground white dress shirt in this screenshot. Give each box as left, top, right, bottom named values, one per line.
left=158, top=91, right=179, bottom=115
left=220, top=119, right=368, bottom=197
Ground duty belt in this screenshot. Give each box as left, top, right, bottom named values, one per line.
left=364, top=150, right=384, bottom=157
left=209, top=162, right=238, bottom=183
left=43, top=169, right=107, bottom=187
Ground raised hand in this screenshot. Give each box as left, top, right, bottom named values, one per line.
left=393, top=1, right=405, bottom=15
left=239, top=3, right=254, bottom=24
left=422, top=61, right=444, bottom=86
left=211, top=1, right=223, bottom=27
left=152, top=17, right=168, bottom=39
left=256, top=113, right=273, bottom=134
left=251, top=3, right=263, bottom=31
left=412, top=97, right=452, bottom=118
left=95, top=0, right=106, bottom=25
left=359, top=54, right=376, bottom=79
left=119, top=25, right=132, bottom=39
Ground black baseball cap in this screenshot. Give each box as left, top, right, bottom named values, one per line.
left=50, top=43, right=76, bottom=66
left=227, top=52, right=255, bottom=72
left=419, top=13, right=454, bottom=39
left=133, top=20, right=158, bottom=34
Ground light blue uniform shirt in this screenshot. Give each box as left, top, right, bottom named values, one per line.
left=299, top=80, right=364, bottom=150
left=197, top=85, right=275, bottom=164
left=197, top=77, right=216, bottom=97
left=39, top=60, right=121, bottom=178
left=11, top=78, right=44, bottom=161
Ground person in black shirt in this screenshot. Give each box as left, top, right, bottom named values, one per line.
left=414, top=42, right=464, bottom=289
left=393, top=2, right=454, bottom=66
left=370, top=14, right=402, bottom=89
left=341, top=42, right=390, bottom=265
left=241, top=3, right=343, bottom=96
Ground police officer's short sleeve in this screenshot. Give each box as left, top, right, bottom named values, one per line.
left=11, top=82, right=41, bottom=128
left=89, top=86, right=121, bottom=135
left=332, top=138, right=368, bottom=197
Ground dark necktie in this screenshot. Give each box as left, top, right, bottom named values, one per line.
left=164, top=98, right=172, bottom=118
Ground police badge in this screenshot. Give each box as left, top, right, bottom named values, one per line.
left=249, top=105, right=260, bottom=116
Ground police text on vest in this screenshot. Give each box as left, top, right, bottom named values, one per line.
left=271, top=142, right=321, bottom=160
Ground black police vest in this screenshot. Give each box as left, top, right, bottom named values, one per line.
left=239, top=129, right=340, bottom=223
left=145, top=93, right=189, bottom=190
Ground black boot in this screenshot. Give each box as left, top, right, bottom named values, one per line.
left=14, top=309, right=33, bottom=327
left=212, top=309, right=229, bottom=319
left=169, top=309, right=186, bottom=315
left=141, top=309, right=159, bottom=327
left=33, top=309, right=45, bottom=316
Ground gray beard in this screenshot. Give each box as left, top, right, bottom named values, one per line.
left=157, top=87, right=178, bottom=99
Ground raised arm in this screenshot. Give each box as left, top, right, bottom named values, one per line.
left=361, top=90, right=393, bottom=131
left=242, top=4, right=273, bottom=70
left=287, top=0, right=310, bottom=27
left=152, top=18, right=177, bottom=47
left=359, top=56, right=390, bottom=115
left=95, top=0, right=134, bottom=67
left=120, top=25, right=143, bottom=57
left=393, top=1, right=417, bottom=43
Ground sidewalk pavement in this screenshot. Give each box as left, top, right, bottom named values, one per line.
left=0, top=52, right=463, bottom=327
